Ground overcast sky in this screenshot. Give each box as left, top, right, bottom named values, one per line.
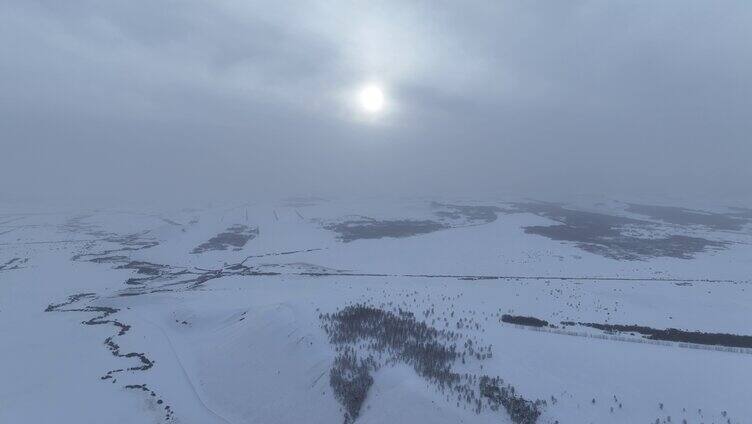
left=2, top=1, right=751, bottom=204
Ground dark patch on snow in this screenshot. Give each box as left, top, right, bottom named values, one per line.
left=324, top=217, right=447, bottom=242
left=191, top=224, right=258, bottom=253
left=89, top=255, right=130, bottom=264
left=117, top=261, right=171, bottom=276
left=512, top=203, right=726, bottom=260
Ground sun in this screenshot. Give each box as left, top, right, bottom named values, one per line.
left=358, top=84, right=385, bottom=113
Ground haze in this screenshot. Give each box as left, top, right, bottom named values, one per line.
left=2, top=1, right=751, bottom=204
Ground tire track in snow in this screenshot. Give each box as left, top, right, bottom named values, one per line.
left=138, top=316, right=237, bottom=424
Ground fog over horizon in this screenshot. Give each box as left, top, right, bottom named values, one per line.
left=2, top=1, right=751, bottom=205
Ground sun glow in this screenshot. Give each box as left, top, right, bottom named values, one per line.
left=358, top=84, right=385, bottom=113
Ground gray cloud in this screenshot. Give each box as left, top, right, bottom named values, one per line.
left=2, top=1, right=751, bottom=204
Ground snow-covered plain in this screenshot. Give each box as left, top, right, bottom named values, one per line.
left=1, top=198, right=751, bottom=424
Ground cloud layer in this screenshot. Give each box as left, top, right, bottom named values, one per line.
left=2, top=1, right=751, bottom=203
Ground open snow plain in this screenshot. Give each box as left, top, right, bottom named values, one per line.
left=2, top=198, right=751, bottom=424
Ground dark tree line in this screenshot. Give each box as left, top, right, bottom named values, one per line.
left=561, top=321, right=752, bottom=349
left=321, top=304, right=545, bottom=424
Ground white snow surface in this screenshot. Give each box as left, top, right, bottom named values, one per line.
left=1, top=198, right=751, bottom=424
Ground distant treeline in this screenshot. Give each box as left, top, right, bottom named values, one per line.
left=501, top=313, right=752, bottom=350
left=562, top=321, right=752, bottom=349
left=501, top=315, right=550, bottom=328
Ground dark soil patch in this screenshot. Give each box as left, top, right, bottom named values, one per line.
left=513, top=203, right=726, bottom=260
left=324, top=218, right=447, bottom=242
left=191, top=225, right=258, bottom=253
